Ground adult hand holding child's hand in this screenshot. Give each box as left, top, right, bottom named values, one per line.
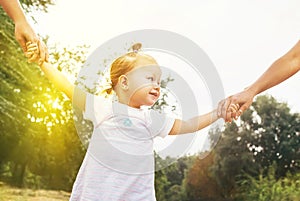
left=25, top=41, right=43, bottom=65
left=217, top=98, right=240, bottom=123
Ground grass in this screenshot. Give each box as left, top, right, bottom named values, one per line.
left=0, top=182, right=70, bottom=201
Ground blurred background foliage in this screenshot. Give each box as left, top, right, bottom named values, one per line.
left=0, top=1, right=299, bottom=200
left=0, top=0, right=84, bottom=190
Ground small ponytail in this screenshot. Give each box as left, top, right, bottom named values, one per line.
left=100, top=72, right=113, bottom=95
left=131, top=43, right=142, bottom=53
left=104, top=87, right=113, bottom=95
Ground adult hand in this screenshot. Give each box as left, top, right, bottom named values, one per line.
left=218, top=88, right=256, bottom=122
left=15, top=20, right=49, bottom=64
left=0, top=0, right=49, bottom=64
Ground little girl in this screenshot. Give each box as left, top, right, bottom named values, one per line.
left=26, top=42, right=237, bottom=201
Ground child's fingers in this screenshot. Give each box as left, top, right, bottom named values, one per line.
left=25, top=41, right=40, bottom=63
left=26, top=41, right=32, bottom=47
left=25, top=51, right=34, bottom=58
left=229, top=103, right=239, bottom=112
left=28, top=53, right=39, bottom=63
left=27, top=44, right=38, bottom=51
left=228, top=103, right=240, bottom=121
left=26, top=42, right=38, bottom=53
left=26, top=47, right=38, bottom=53
left=222, top=99, right=234, bottom=122
left=26, top=48, right=38, bottom=56
left=27, top=51, right=39, bottom=63
left=25, top=50, right=38, bottom=59
left=25, top=47, right=37, bottom=54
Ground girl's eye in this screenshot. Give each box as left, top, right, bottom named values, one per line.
left=147, top=77, right=154, bottom=81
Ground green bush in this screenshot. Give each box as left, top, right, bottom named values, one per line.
left=236, top=165, right=300, bottom=201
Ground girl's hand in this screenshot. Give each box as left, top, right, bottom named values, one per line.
left=25, top=41, right=41, bottom=64
left=217, top=98, right=240, bottom=122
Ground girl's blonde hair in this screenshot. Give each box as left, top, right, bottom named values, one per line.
left=104, top=43, right=156, bottom=94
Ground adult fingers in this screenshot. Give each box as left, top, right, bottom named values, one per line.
left=237, top=101, right=251, bottom=117
left=45, top=46, right=49, bottom=62
left=25, top=42, right=39, bottom=63
left=28, top=53, right=39, bottom=63
left=228, top=103, right=240, bottom=120
left=229, top=103, right=240, bottom=112
left=18, top=37, right=27, bottom=53
left=25, top=42, right=37, bottom=57
left=29, top=50, right=39, bottom=63
left=37, top=40, right=49, bottom=64
left=218, top=99, right=232, bottom=122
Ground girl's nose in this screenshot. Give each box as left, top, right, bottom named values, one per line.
left=153, top=84, right=160, bottom=91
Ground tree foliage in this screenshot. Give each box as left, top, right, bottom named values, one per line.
left=209, top=95, right=300, bottom=199
left=169, top=95, right=300, bottom=201
left=184, top=152, right=223, bottom=201
left=20, top=0, right=55, bottom=13
left=236, top=165, right=300, bottom=201
left=155, top=155, right=196, bottom=201
left=0, top=1, right=87, bottom=190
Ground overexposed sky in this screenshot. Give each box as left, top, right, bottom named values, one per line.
left=34, top=0, right=300, bottom=112
left=31, top=0, right=300, bottom=156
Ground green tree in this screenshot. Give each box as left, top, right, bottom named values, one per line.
left=210, top=95, right=300, bottom=199
left=1, top=1, right=89, bottom=189
left=155, top=154, right=170, bottom=201
left=250, top=95, right=300, bottom=177
left=155, top=154, right=196, bottom=201
left=210, top=121, right=257, bottom=199
left=184, top=152, right=227, bottom=201
left=0, top=0, right=53, bottom=185
left=236, top=165, right=300, bottom=201
left=20, top=44, right=88, bottom=190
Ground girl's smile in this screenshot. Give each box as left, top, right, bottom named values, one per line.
left=124, top=65, right=162, bottom=108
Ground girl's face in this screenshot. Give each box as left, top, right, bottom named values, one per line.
left=125, top=61, right=161, bottom=108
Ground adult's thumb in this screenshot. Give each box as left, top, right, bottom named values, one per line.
left=18, top=37, right=27, bottom=53
left=239, top=102, right=250, bottom=115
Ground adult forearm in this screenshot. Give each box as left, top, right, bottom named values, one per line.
left=248, top=41, right=300, bottom=96
left=0, top=0, right=27, bottom=23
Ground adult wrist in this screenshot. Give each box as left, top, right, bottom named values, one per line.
left=244, top=86, right=258, bottom=98
left=14, top=16, right=29, bottom=26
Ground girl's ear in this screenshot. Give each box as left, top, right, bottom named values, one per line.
left=118, top=75, right=129, bottom=90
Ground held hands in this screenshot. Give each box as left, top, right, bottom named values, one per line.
left=25, top=41, right=44, bottom=65
left=217, top=98, right=241, bottom=123
left=15, top=21, right=49, bottom=64
left=217, top=89, right=256, bottom=122
left=217, top=99, right=240, bottom=122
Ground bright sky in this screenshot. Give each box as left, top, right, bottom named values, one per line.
left=32, top=0, right=300, bottom=156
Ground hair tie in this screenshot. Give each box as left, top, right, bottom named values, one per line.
left=100, top=69, right=113, bottom=95
left=131, top=43, right=142, bottom=53
left=101, top=80, right=113, bottom=95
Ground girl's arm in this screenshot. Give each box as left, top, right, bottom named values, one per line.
left=169, top=110, right=219, bottom=135
left=40, top=62, right=86, bottom=111
left=26, top=42, right=86, bottom=110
